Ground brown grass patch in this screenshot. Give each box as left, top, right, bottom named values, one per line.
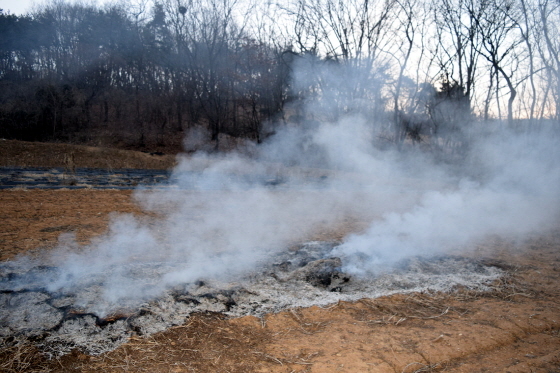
left=0, top=139, right=176, bottom=170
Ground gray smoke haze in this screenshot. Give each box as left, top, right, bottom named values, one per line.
left=7, top=57, right=560, bottom=316
left=335, top=124, right=560, bottom=274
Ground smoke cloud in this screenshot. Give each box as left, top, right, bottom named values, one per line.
left=7, top=57, right=560, bottom=316
left=336, top=122, right=560, bottom=273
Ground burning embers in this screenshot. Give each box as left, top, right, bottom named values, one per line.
left=1, top=241, right=505, bottom=356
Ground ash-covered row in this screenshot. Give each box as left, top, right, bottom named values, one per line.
left=1, top=241, right=504, bottom=357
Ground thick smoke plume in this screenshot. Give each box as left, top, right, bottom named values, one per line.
left=8, top=58, right=560, bottom=316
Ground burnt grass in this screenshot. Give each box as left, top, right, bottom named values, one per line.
left=1, top=141, right=559, bottom=372
left=0, top=240, right=506, bottom=357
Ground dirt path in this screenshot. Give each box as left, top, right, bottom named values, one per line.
left=1, top=189, right=559, bottom=372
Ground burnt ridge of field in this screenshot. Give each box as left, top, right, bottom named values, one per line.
left=0, top=167, right=171, bottom=189
left=0, top=166, right=331, bottom=190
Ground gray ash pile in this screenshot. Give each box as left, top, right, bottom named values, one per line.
left=1, top=241, right=504, bottom=357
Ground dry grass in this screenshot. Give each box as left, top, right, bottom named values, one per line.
left=357, top=292, right=467, bottom=327
left=0, top=266, right=558, bottom=373
left=1, top=141, right=559, bottom=372
left=0, top=338, right=52, bottom=373
left=0, top=139, right=176, bottom=170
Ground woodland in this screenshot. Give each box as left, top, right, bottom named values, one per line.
left=0, top=0, right=559, bottom=150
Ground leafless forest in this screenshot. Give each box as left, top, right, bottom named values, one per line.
left=0, top=0, right=559, bottom=150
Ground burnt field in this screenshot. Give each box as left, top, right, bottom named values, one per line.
left=0, top=191, right=559, bottom=372
left=1, top=141, right=560, bottom=372
left=2, top=0, right=560, bottom=367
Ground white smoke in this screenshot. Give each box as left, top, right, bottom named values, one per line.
left=333, top=123, right=560, bottom=275
left=9, top=57, right=560, bottom=315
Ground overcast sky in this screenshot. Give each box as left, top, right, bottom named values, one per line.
left=1, top=0, right=35, bottom=15
left=1, top=0, right=116, bottom=15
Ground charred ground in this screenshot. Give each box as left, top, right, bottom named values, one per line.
left=1, top=141, right=559, bottom=372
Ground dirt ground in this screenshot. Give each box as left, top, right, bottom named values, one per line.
left=1, top=141, right=559, bottom=372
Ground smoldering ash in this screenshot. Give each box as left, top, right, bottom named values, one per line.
left=9, top=56, right=560, bottom=316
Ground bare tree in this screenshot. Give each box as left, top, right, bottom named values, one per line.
left=538, top=0, right=560, bottom=122
left=470, top=0, right=523, bottom=125
left=278, top=0, right=397, bottom=130
left=432, top=0, right=482, bottom=111
left=516, top=0, right=538, bottom=122
left=390, top=0, right=424, bottom=145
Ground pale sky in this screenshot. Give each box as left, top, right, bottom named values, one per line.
left=1, top=0, right=36, bottom=15
left=1, top=0, right=116, bottom=15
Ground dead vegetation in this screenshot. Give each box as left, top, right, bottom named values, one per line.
left=0, top=139, right=176, bottom=170
left=0, top=337, right=51, bottom=373
left=359, top=293, right=463, bottom=326
left=1, top=141, right=559, bottom=372
left=50, top=313, right=272, bottom=373
left=0, top=261, right=559, bottom=372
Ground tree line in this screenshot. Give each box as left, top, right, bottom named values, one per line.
left=0, top=0, right=558, bottom=151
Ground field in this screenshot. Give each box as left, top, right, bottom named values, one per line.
left=1, top=140, right=559, bottom=372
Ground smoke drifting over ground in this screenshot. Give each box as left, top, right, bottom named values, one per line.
left=3, top=59, right=560, bottom=321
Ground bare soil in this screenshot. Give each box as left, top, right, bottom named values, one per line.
left=1, top=141, right=559, bottom=372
